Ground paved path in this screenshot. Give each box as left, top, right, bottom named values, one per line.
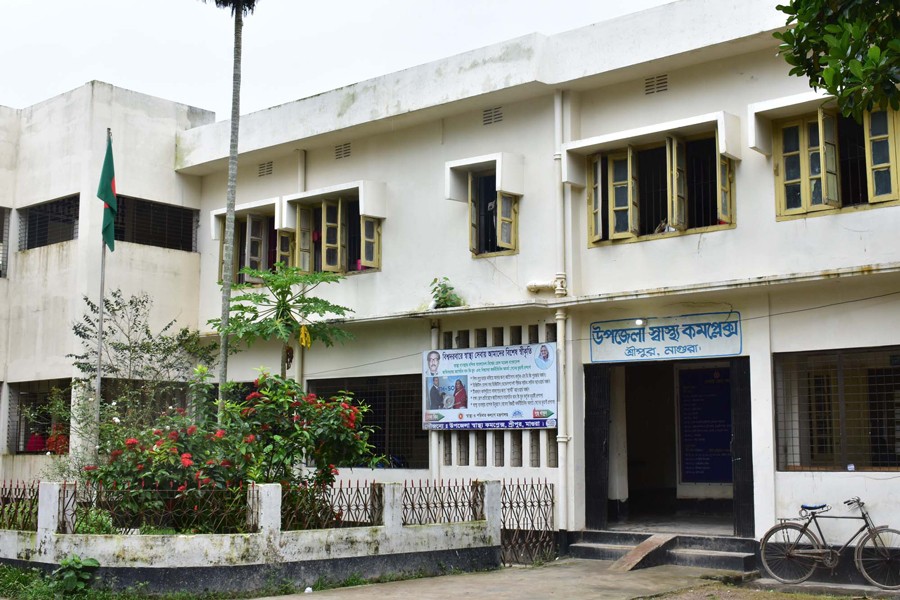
left=255, top=559, right=732, bottom=600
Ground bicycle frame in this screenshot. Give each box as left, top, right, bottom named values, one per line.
left=789, top=504, right=877, bottom=559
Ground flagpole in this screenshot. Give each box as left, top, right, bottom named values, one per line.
left=94, top=239, right=107, bottom=451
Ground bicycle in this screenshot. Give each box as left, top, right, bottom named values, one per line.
left=759, top=496, right=900, bottom=590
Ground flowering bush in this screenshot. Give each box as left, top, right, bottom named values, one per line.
left=79, top=369, right=380, bottom=531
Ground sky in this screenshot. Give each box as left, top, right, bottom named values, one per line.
left=2, top=0, right=672, bottom=121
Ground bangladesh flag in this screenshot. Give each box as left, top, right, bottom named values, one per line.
left=97, top=131, right=117, bottom=251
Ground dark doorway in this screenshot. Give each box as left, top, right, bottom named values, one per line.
left=583, top=357, right=753, bottom=536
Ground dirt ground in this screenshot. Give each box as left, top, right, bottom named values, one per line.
left=655, top=582, right=867, bottom=599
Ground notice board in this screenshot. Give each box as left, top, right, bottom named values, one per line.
left=678, top=367, right=732, bottom=484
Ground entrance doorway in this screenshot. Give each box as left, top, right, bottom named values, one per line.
left=584, top=357, right=753, bottom=537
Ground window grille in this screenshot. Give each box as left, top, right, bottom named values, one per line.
left=334, top=142, right=351, bottom=160
left=9, top=379, right=70, bottom=454
left=482, top=107, right=503, bottom=125
left=114, top=196, right=198, bottom=252
left=308, top=374, right=427, bottom=468
left=774, top=346, right=900, bottom=471
left=257, top=161, right=273, bottom=177
left=19, top=196, right=79, bottom=250
left=0, top=207, right=9, bottom=277
left=644, top=74, right=668, bottom=94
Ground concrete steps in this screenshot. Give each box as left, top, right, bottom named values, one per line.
left=568, top=530, right=759, bottom=573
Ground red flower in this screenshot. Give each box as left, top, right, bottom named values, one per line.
left=215, top=429, right=226, bottom=438
left=260, top=423, right=271, bottom=431
left=220, top=459, right=232, bottom=468
left=125, top=438, right=139, bottom=448
left=340, top=402, right=349, bottom=410
left=153, top=429, right=163, bottom=436
left=181, top=457, right=194, bottom=468
left=168, top=431, right=179, bottom=441
left=246, top=391, right=262, bottom=401
left=83, top=465, right=98, bottom=471
left=243, top=434, right=256, bottom=444
left=170, top=447, right=178, bottom=454
left=290, top=401, right=301, bottom=408
left=154, top=439, right=164, bottom=448
left=206, top=459, right=216, bottom=466
left=201, top=478, right=212, bottom=486
left=176, top=407, right=186, bottom=415
left=329, top=464, right=339, bottom=476
left=136, top=464, right=144, bottom=471
left=292, top=415, right=301, bottom=422
left=187, top=425, right=197, bottom=435
left=177, top=484, right=187, bottom=492
left=181, top=453, right=192, bottom=459
left=240, top=407, right=256, bottom=417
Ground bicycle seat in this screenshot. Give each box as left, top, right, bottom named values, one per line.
left=801, top=503, right=828, bottom=511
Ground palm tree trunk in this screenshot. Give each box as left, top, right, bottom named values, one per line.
left=217, top=0, right=244, bottom=421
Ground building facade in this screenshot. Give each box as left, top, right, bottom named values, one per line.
left=3, top=0, right=900, bottom=541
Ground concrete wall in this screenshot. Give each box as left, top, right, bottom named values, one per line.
left=0, top=481, right=501, bottom=593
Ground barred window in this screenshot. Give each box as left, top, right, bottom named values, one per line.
left=0, top=207, right=9, bottom=277
left=8, top=379, right=70, bottom=454
left=114, top=196, right=198, bottom=252
left=774, top=346, right=900, bottom=471
left=308, top=374, right=427, bottom=469
left=19, top=196, right=79, bottom=250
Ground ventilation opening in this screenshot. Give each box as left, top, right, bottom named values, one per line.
left=257, top=161, right=273, bottom=177
left=334, top=142, right=351, bottom=159
left=482, top=107, right=503, bottom=125
left=644, top=74, right=668, bottom=95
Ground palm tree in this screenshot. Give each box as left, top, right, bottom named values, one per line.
left=201, top=0, right=259, bottom=419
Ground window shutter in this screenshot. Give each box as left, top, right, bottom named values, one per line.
left=276, top=230, right=293, bottom=268
left=819, top=109, right=840, bottom=207
left=360, top=216, right=380, bottom=268
left=864, top=109, right=898, bottom=203
left=468, top=172, right=478, bottom=254
left=628, top=145, right=640, bottom=235
left=667, top=136, right=687, bottom=230
left=496, top=193, right=517, bottom=250
left=339, top=197, right=347, bottom=271
left=244, top=214, right=265, bottom=283
left=589, top=157, right=603, bottom=243
left=322, top=200, right=341, bottom=272
left=296, top=207, right=312, bottom=273
left=716, top=129, right=734, bottom=224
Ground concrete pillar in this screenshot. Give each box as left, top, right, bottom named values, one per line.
left=254, top=483, right=282, bottom=535
left=37, top=481, right=72, bottom=562
left=381, top=483, right=403, bottom=534
left=482, top=480, right=502, bottom=543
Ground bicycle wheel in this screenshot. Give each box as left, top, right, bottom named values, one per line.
left=855, top=527, right=900, bottom=590
left=760, top=522, right=821, bottom=584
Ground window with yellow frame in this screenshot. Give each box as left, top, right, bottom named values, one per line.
left=773, top=107, right=898, bottom=216
left=468, top=171, right=519, bottom=255
left=587, top=131, right=733, bottom=243
left=218, top=212, right=294, bottom=283
left=295, top=197, right=381, bottom=274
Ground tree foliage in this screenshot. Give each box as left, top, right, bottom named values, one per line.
left=774, top=0, right=900, bottom=121
left=209, top=263, right=352, bottom=377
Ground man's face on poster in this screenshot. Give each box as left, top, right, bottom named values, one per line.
left=428, top=352, right=440, bottom=373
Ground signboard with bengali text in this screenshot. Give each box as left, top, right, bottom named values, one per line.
left=422, top=343, right=558, bottom=431
left=589, top=312, right=742, bottom=363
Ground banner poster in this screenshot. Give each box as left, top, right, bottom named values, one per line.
left=422, top=343, right=558, bottom=431
left=589, top=312, right=742, bottom=363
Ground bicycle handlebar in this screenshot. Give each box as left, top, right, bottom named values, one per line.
left=844, top=496, right=864, bottom=508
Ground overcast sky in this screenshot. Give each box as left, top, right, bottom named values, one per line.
left=3, top=0, right=672, bottom=121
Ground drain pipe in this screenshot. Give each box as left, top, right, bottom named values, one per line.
left=294, top=149, right=307, bottom=386
left=429, top=320, right=441, bottom=481
left=552, top=89, right=571, bottom=551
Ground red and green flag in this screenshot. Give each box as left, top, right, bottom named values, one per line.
left=97, top=130, right=117, bottom=251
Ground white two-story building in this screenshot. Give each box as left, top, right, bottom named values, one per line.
left=3, top=0, right=900, bottom=544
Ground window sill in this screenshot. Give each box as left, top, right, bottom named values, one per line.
left=588, top=222, right=735, bottom=248
left=776, top=198, right=900, bottom=221
left=472, top=249, right=518, bottom=258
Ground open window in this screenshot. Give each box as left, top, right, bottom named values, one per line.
left=447, top=153, right=524, bottom=256
left=566, top=112, right=739, bottom=243
left=211, top=197, right=293, bottom=283
left=286, top=180, right=385, bottom=274
left=773, top=107, right=898, bottom=215
left=587, top=131, right=734, bottom=241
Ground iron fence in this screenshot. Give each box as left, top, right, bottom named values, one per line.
left=402, top=479, right=485, bottom=525
left=0, top=480, right=39, bottom=531
left=282, top=481, right=381, bottom=530
left=501, top=478, right=556, bottom=565
left=59, top=481, right=255, bottom=535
